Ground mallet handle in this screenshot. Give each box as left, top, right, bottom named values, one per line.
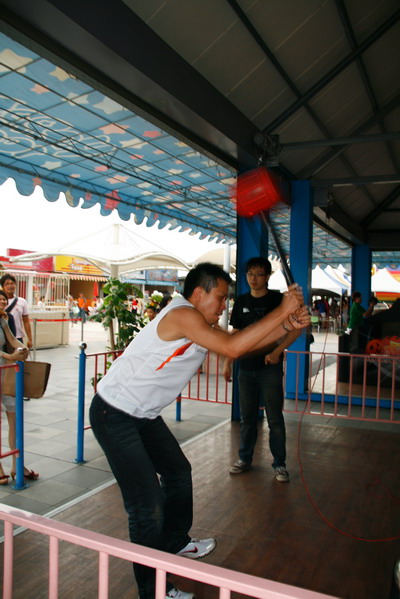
left=259, top=212, right=294, bottom=286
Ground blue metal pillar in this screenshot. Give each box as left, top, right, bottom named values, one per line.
left=75, top=342, right=87, bottom=463
left=351, top=244, right=372, bottom=304
left=285, top=180, right=313, bottom=397
left=13, top=362, right=28, bottom=490
left=231, top=214, right=269, bottom=420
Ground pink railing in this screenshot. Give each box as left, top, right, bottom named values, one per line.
left=87, top=350, right=123, bottom=395
left=86, top=349, right=232, bottom=405
left=181, top=351, right=232, bottom=404
left=0, top=503, right=337, bottom=599
left=85, top=349, right=400, bottom=423
left=284, top=350, right=400, bottom=423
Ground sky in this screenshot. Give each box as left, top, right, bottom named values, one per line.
left=0, top=178, right=229, bottom=264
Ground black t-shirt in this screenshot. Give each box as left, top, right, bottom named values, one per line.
left=230, top=290, right=283, bottom=370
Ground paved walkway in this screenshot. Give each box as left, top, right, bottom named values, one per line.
left=0, top=321, right=231, bottom=518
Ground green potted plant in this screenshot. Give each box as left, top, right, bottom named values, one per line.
left=90, top=277, right=146, bottom=352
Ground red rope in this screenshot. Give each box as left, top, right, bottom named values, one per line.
left=297, top=329, right=400, bottom=542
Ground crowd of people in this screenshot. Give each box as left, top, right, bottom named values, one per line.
left=310, top=292, right=380, bottom=332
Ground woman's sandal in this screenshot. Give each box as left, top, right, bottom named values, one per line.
left=24, top=469, right=39, bottom=480
left=10, top=469, right=39, bottom=481
left=0, top=474, right=9, bottom=485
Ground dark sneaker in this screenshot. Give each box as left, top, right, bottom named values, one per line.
left=229, top=459, right=251, bottom=474
left=274, top=466, right=289, bottom=482
left=177, top=537, right=216, bottom=559
left=166, top=588, right=195, bottom=599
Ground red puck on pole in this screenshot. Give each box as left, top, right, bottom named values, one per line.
left=233, top=167, right=282, bottom=217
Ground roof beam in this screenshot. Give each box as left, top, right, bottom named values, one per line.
left=282, top=131, right=400, bottom=150
left=335, top=0, right=400, bottom=175
left=226, top=0, right=341, bottom=151
left=299, top=92, right=400, bottom=179
left=265, top=8, right=400, bottom=133
left=362, top=185, right=400, bottom=227
left=312, top=175, right=400, bottom=187
left=367, top=229, right=400, bottom=250
left=226, top=0, right=377, bottom=209
left=313, top=206, right=365, bottom=246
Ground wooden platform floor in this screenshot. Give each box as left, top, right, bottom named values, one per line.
left=1, top=418, right=400, bottom=599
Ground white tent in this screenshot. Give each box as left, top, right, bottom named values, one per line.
left=324, top=265, right=350, bottom=292
left=312, top=265, right=345, bottom=295
left=371, top=268, right=400, bottom=293
left=268, top=269, right=288, bottom=292
left=9, top=223, right=191, bottom=277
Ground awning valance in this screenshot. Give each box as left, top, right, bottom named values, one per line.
left=0, top=32, right=236, bottom=243
left=69, top=274, right=107, bottom=282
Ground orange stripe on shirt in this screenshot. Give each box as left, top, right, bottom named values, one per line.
left=156, top=342, right=193, bottom=371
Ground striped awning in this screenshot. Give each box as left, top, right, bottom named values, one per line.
left=0, top=33, right=236, bottom=244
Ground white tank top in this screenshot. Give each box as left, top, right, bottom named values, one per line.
left=97, top=296, right=208, bottom=418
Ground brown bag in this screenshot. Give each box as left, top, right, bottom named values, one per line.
left=2, top=361, right=51, bottom=399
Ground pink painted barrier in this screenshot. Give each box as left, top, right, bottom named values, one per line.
left=284, top=350, right=400, bottom=424
left=0, top=504, right=338, bottom=599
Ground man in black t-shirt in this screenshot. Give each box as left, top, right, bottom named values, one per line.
left=223, top=257, right=301, bottom=482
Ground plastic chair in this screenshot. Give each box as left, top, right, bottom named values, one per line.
left=310, top=315, right=320, bottom=332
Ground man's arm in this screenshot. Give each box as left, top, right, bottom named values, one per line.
left=22, top=314, right=33, bottom=348
left=264, top=328, right=301, bottom=365
left=159, top=290, right=309, bottom=361
left=223, top=329, right=238, bottom=382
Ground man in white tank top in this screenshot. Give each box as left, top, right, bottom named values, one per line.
left=90, top=263, right=309, bottom=599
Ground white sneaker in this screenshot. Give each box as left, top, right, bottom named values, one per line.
left=275, top=466, right=289, bottom=482
left=229, top=459, right=251, bottom=474
left=166, top=587, right=195, bottom=599
left=176, top=537, right=216, bottom=559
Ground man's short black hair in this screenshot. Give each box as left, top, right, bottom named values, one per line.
left=183, top=262, right=231, bottom=299
left=0, top=273, right=16, bottom=287
left=245, top=257, right=272, bottom=275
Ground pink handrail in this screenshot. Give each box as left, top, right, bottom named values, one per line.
left=0, top=504, right=337, bottom=599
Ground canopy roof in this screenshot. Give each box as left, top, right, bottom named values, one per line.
left=1, top=1, right=400, bottom=267
left=371, top=267, right=400, bottom=293
left=9, top=223, right=191, bottom=277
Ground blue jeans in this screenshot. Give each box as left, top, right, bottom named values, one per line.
left=89, top=394, right=192, bottom=599
left=79, top=307, right=86, bottom=323
left=238, top=363, right=286, bottom=469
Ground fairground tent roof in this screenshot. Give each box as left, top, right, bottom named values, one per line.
left=1, top=2, right=400, bottom=268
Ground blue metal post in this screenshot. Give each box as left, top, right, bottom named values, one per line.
left=351, top=244, right=372, bottom=303
left=286, top=180, right=313, bottom=397
left=13, top=361, right=28, bottom=490
left=231, top=214, right=268, bottom=420
left=75, top=342, right=87, bottom=463
left=175, top=394, right=182, bottom=421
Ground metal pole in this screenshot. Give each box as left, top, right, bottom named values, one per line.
left=75, top=342, right=87, bottom=463
left=175, top=394, right=182, bottom=421
left=221, top=243, right=231, bottom=330
left=32, top=318, right=37, bottom=362
left=13, top=361, right=28, bottom=490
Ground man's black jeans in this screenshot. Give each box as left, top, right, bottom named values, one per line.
left=89, top=393, right=193, bottom=599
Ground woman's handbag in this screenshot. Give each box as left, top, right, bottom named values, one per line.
left=2, top=361, right=51, bottom=399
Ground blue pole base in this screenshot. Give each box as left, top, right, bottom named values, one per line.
left=11, top=482, right=29, bottom=491
left=73, top=458, right=87, bottom=464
